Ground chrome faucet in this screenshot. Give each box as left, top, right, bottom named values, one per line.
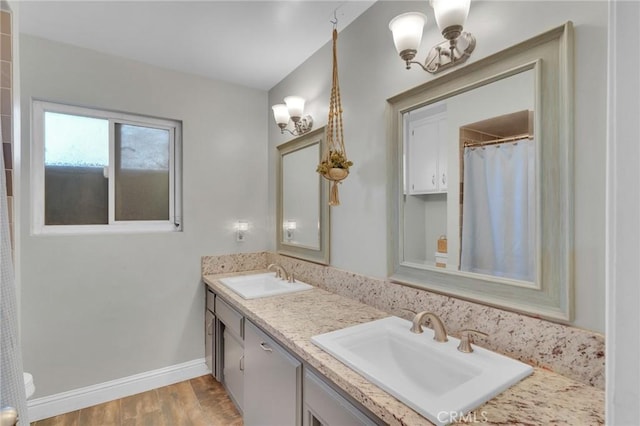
left=267, top=263, right=295, bottom=283
left=410, top=311, right=448, bottom=342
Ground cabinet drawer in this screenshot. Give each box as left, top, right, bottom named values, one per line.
left=206, top=289, right=215, bottom=313
left=215, top=297, right=244, bottom=338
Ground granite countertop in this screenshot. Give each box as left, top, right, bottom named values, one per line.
left=203, top=271, right=604, bottom=426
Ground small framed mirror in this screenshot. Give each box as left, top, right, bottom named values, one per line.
left=277, top=127, right=330, bottom=264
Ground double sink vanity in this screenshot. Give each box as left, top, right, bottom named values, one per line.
left=202, top=265, right=603, bottom=426
left=201, top=22, right=604, bottom=425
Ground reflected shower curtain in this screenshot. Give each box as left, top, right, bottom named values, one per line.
left=460, top=139, right=535, bottom=281
left=0, top=127, right=29, bottom=423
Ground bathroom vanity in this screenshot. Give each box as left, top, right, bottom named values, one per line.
left=203, top=269, right=603, bottom=426
left=205, top=274, right=382, bottom=425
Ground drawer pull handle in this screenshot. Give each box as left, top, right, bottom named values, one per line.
left=207, top=320, right=213, bottom=336
left=260, top=342, right=273, bottom=352
left=240, top=356, right=244, bottom=371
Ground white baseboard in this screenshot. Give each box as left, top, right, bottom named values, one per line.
left=28, top=358, right=211, bottom=422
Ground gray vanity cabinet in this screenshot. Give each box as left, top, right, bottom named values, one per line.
left=205, top=285, right=380, bottom=426
left=244, top=319, right=302, bottom=426
left=303, top=370, right=378, bottom=426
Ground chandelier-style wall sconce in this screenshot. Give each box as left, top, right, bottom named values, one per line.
left=272, top=96, right=313, bottom=136
left=389, top=0, right=475, bottom=74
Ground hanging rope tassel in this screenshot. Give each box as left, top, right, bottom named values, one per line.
left=329, top=181, right=341, bottom=206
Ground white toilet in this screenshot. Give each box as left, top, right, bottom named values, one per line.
left=23, top=372, right=34, bottom=399
left=0, top=375, right=34, bottom=426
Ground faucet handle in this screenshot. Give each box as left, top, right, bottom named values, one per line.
left=457, top=329, right=488, bottom=353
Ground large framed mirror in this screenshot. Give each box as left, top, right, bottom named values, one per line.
left=277, top=127, right=330, bottom=264
left=387, top=23, right=573, bottom=321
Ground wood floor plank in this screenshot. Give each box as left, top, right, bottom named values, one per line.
left=32, top=411, right=80, bottom=426
left=121, top=389, right=161, bottom=420
left=172, top=380, right=207, bottom=425
left=122, top=409, right=167, bottom=426
left=190, top=375, right=243, bottom=426
left=158, top=385, right=195, bottom=426
left=78, top=399, right=120, bottom=426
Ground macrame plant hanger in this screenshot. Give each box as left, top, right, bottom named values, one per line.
left=317, top=16, right=352, bottom=206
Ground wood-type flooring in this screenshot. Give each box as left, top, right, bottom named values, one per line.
left=32, top=375, right=243, bottom=426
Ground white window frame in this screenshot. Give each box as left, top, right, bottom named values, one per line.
left=32, top=100, right=182, bottom=235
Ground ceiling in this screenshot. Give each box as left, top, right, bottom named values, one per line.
left=17, top=1, right=376, bottom=91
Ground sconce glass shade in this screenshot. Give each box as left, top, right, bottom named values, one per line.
left=389, top=12, right=427, bottom=55
left=430, top=0, right=470, bottom=36
left=284, top=220, right=297, bottom=230
left=284, top=96, right=305, bottom=120
left=272, top=104, right=290, bottom=126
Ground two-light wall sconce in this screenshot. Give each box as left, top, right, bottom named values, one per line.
left=272, top=96, right=313, bottom=136
left=389, top=0, right=475, bottom=74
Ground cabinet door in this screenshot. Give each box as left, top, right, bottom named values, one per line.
left=436, top=118, right=448, bottom=191
left=408, top=118, right=439, bottom=193
left=303, top=370, right=378, bottom=426
left=205, top=309, right=214, bottom=374
left=407, top=112, right=449, bottom=194
left=244, top=320, right=301, bottom=426
left=223, top=329, right=244, bottom=412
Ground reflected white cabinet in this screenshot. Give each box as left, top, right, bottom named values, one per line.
left=244, top=319, right=302, bottom=426
left=406, top=111, right=448, bottom=194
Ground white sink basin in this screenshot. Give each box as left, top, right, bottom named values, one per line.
left=218, top=273, right=313, bottom=299
left=311, top=316, right=533, bottom=425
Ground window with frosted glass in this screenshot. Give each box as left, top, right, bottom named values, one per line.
left=33, top=100, right=182, bottom=233
left=44, top=112, right=109, bottom=225
left=115, top=124, right=170, bottom=221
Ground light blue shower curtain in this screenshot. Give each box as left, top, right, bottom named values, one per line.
left=460, top=139, right=535, bottom=281
left=0, top=126, right=29, bottom=423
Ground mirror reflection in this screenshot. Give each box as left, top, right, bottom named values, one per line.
left=282, top=142, right=320, bottom=249
left=402, top=69, right=535, bottom=283
left=277, top=127, right=330, bottom=265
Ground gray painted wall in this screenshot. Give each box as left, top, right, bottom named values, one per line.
left=20, top=34, right=269, bottom=397
left=268, top=1, right=607, bottom=332
left=606, top=0, right=640, bottom=423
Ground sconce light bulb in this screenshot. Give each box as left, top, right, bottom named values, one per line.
left=272, top=104, right=290, bottom=126
left=389, top=12, right=427, bottom=55
left=430, top=0, right=470, bottom=36
left=284, top=96, right=305, bottom=120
